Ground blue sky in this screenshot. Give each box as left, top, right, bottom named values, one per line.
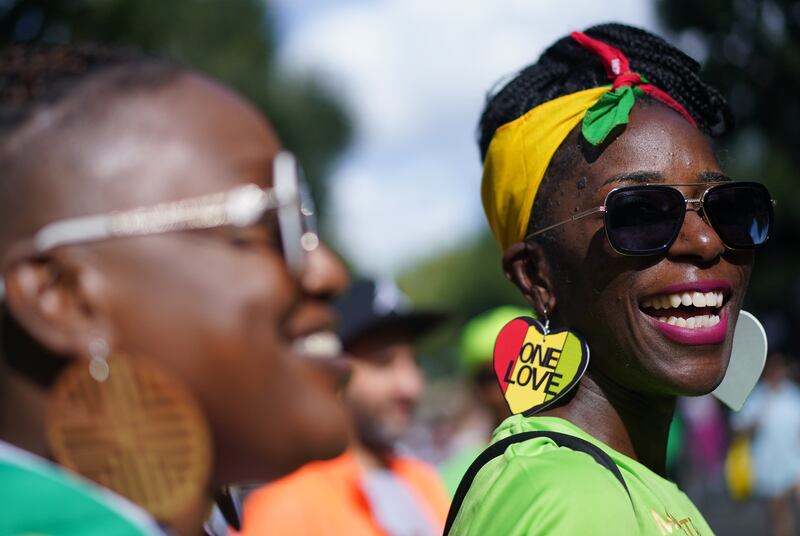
left=270, top=0, right=657, bottom=277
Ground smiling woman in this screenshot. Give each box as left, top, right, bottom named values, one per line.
left=0, top=43, right=350, bottom=535
left=446, top=23, right=774, bottom=535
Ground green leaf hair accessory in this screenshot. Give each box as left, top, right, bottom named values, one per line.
left=571, top=31, right=697, bottom=146
left=581, top=85, right=646, bottom=146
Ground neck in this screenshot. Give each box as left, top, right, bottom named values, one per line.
left=541, top=369, right=675, bottom=475
left=0, top=368, right=49, bottom=457
left=350, top=437, right=394, bottom=472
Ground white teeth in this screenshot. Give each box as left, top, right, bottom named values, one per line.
left=643, top=290, right=726, bottom=311
left=292, top=332, right=342, bottom=359
left=656, top=314, right=720, bottom=329
left=692, top=292, right=706, bottom=307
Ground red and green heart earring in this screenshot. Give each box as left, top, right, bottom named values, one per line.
left=493, top=308, right=590, bottom=415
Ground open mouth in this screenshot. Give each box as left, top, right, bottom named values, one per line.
left=641, top=290, right=726, bottom=329
left=639, top=281, right=731, bottom=345
left=291, top=331, right=343, bottom=360
left=291, top=330, right=351, bottom=391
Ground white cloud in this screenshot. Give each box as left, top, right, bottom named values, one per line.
left=273, top=0, right=656, bottom=276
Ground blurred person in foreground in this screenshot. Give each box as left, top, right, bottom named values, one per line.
left=439, top=306, right=520, bottom=495
left=446, top=22, right=774, bottom=535
left=0, top=43, right=351, bottom=535
left=240, top=279, right=451, bottom=535
left=732, top=352, right=800, bottom=536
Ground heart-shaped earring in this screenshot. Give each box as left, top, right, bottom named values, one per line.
left=493, top=309, right=590, bottom=415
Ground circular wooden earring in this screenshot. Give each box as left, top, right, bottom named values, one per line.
left=45, top=341, right=213, bottom=523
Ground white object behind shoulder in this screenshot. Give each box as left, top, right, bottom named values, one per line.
left=713, top=310, right=768, bottom=411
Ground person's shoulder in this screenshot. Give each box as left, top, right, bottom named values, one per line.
left=240, top=457, right=349, bottom=534
left=484, top=438, right=629, bottom=496
left=476, top=417, right=630, bottom=498
left=393, top=454, right=442, bottom=481
left=392, top=454, right=451, bottom=520
left=247, top=456, right=347, bottom=503
left=449, top=438, right=635, bottom=535
left=784, top=381, right=800, bottom=399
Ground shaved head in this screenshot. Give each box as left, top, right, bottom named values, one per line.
left=0, top=44, right=183, bottom=252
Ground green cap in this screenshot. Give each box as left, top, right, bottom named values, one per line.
left=459, top=305, right=532, bottom=375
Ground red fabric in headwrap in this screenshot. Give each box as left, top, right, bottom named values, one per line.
left=571, top=31, right=698, bottom=128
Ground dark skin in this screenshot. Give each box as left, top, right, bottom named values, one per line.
left=503, top=103, right=753, bottom=474
left=0, top=72, right=351, bottom=533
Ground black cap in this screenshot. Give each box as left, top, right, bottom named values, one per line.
left=333, top=279, right=447, bottom=349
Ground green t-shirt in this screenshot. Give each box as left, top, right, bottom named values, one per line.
left=0, top=440, right=163, bottom=535
left=448, top=415, right=713, bottom=535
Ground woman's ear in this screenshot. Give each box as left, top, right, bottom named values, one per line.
left=2, top=254, right=111, bottom=359
left=502, top=240, right=557, bottom=316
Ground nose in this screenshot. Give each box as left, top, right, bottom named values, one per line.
left=666, top=207, right=725, bottom=263
left=301, top=243, right=349, bottom=299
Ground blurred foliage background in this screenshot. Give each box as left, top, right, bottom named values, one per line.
left=0, top=0, right=351, bottom=217
left=2, top=0, right=798, bottom=370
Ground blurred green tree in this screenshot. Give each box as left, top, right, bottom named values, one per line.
left=0, top=0, right=351, bottom=215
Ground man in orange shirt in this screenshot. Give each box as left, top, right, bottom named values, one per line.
left=239, top=279, right=450, bottom=535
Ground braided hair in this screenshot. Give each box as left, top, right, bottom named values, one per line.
left=479, top=23, right=732, bottom=158
left=0, top=42, right=181, bottom=139
left=479, top=23, right=733, bottom=232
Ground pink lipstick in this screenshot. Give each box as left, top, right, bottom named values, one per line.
left=648, top=313, right=728, bottom=345
left=640, top=279, right=731, bottom=346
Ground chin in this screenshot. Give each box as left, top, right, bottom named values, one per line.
left=651, top=351, right=730, bottom=397
left=307, top=427, right=350, bottom=462
left=216, top=412, right=350, bottom=486
left=294, top=410, right=350, bottom=465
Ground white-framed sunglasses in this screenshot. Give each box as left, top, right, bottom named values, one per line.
left=0, top=151, right=318, bottom=299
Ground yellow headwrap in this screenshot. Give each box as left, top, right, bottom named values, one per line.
left=481, top=86, right=609, bottom=251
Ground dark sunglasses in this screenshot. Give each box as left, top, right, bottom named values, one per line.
left=526, top=182, right=775, bottom=256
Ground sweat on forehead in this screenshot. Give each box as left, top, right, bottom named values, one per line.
left=531, top=102, right=721, bottom=239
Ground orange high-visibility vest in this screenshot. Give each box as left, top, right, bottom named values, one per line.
left=237, top=450, right=450, bottom=535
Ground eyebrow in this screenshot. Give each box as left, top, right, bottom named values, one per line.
left=601, top=171, right=663, bottom=186
left=699, top=170, right=731, bottom=183
left=601, top=169, right=732, bottom=187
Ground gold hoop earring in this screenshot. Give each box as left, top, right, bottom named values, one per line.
left=45, top=340, right=213, bottom=524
